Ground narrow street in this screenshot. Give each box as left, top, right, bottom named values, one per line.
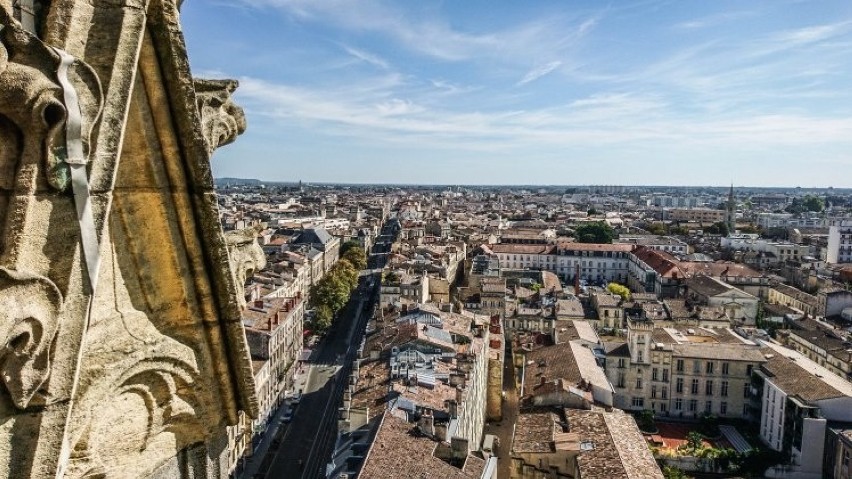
left=261, top=282, right=377, bottom=479
left=485, top=342, right=519, bottom=479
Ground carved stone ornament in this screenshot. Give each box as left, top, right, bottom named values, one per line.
left=194, top=78, right=247, bottom=156
left=0, top=267, right=62, bottom=409
left=0, top=8, right=102, bottom=193
left=224, top=228, right=267, bottom=309
left=0, top=1, right=258, bottom=476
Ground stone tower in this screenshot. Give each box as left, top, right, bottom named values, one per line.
left=726, top=183, right=736, bottom=235
left=0, top=1, right=258, bottom=477
left=626, top=315, right=653, bottom=365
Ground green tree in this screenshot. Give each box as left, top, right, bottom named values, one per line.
left=685, top=431, right=704, bottom=454
left=803, top=195, right=825, bottom=212
left=313, top=304, right=333, bottom=332
left=334, top=259, right=359, bottom=291
left=340, top=240, right=362, bottom=257
left=647, top=223, right=669, bottom=235
left=573, top=222, right=615, bottom=243
left=607, top=282, right=631, bottom=301
left=342, top=246, right=367, bottom=270
left=638, top=409, right=656, bottom=432
left=705, top=222, right=729, bottom=236
left=661, top=465, right=691, bottom=479
left=786, top=195, right=825, bottom=214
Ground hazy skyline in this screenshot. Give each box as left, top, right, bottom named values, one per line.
left=184, top=1, right=852, bottom=187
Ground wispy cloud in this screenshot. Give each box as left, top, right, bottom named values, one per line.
left=674, top=11, right=756, bottom=30
left=772, top=21, right=852, bottom=45
left=340, top=44, right=389, bottom=69
left=517, top=61, right=562, bottom=86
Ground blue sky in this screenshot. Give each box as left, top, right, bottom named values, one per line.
left=182, top=0, right=852, bottom=186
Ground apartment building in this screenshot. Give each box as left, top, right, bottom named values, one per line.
left=828, top=221, right=852, bottom=264
left=510, top=408, right=663, bottom=479
left=605, top=317, right=765, bottom=420
left=242, top=296, right=306, bottom=423
left=555, top=243, right=634, bottom=284
left=683, top=275, right=759, bottom=324
left=780, top=317, right=852, bottom=381
left=768, top=284, right=820, bottom=317
left=722, top=235, right=810, bottom=264
left=666, top=208, right=726, bottom=223
left=754, top=342, right=852, bottom=479
left=617, top=235, right=689, bottom=256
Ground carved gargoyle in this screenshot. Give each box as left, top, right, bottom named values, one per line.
left=0, top=267, right=62, bottom=409
left=194, top=78, right=247, bottom=156
left=224, top=228, right=266, bottom=309
left=0, top=8, right=102, bottom=193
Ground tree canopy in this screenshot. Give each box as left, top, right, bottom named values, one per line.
left=786, top=195, right=825, bottom=214
left=340, top=240, right=362, bottom=257
left=573, top=222, right=615, bottom=244
left=342, top=245, right=367, bottom=270
left=308, top=254, right=363, bottom=333
left=607, top=282, right=631, bottom=301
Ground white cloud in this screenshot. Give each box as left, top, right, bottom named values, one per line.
left=517, top=61, right=563, bottom=86
left=340, top=45, right=389, bottom=69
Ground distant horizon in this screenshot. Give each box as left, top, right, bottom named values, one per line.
left=214, top=177, right=852, bottom=191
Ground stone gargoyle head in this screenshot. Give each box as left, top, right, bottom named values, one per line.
left=0, top=268, right=63, bottom=410
left=224, top=228, right=266, bottom=309
left=0, top=8, right=103, bottom=192
left=194, top=78, right=247, bottom=156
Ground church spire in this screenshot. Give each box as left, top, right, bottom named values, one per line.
left=726, top=183, right=736, bottom=235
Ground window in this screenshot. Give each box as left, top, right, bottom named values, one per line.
left=721, top=381, right=729, bottom=397
left=617, top=358, right=626, bottom=369
left=688, top=399, right=697, bottom=412
left=744, top=383, right=750, bottom=398
left=705, top=401, right=712, bottom=413
left=617, top=372, right=625, bottom=388
left=693, top=360, right=701, bottom=373
left=636, top=376, right=643, bottom=389
left=651, top=385, right=657, bottom=399
left=675, top=398, right=683, bottom=410
left=746, top=364, right=753, bottom=376
left=662, top=369, right=669, bottom=382
left=676, top=378, right=683, bottom=393
left=632, top=397, right=645, bottom=408
left=660, top=402, right=668, bottom=413
left=691, top=379, right=699, bottom=394
left=720, top=402, right=728, bottom=415
left=706, top=362, right=715, bottom=374
left=662, top=386, right=668, bottom=400
left=705, top=380, right=714, bottom=396
left=652, top=368, right=659, bottom=381
left=637, top=351, right=644, bottom=363
left=676, top=359, right=684, bottom=372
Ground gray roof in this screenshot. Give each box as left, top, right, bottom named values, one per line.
left=294, top=227, right=333, bottom=245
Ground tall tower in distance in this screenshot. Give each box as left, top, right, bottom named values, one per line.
left=726, top=183, right=736, bottom=235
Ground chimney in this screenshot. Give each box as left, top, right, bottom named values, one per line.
left=451, top=437, right=469, bottom=459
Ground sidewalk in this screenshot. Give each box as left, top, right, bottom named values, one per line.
left=237, top=365, right=312, bottom=479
